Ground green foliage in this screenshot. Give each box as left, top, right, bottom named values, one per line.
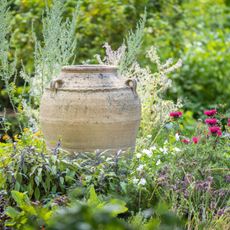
left=5, top=186, right=130, bottom=230
left=146, top=0, right=230, bottom=110
left=4, top=186, right=184, bottom=230
left=30, top=0, right=80, bottom=102
left=0, top=0, right=80, bottom=135
left=48, top=186, right=129, bottom=230
left=47, top=202, right=131, bottom=230
left=0, top=1, right=230, bottom=229
left=0, top=0, right=21, bottom=130
left=1, top=111, right=229, bottom=229
left=86, top=186, right=128, bottom=217
left=0, top=0, right=14, bottom=80
left=2, top=0, right=230, bottom=112
left=0, top=131, right=80, bottom=200
left=129, top=203, right=185, bottom=230
left=5, top=191, right=52, bottom=229
left=119, top=10, right=146, bottom=74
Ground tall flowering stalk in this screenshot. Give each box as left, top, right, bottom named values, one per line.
left=204, top=109, right=222, bottom=139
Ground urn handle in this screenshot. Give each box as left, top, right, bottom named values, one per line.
left=125, top=78, right=137, bottom=96
left=50, top=78, right=64, bottom=91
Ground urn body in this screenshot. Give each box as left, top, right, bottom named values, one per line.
left=40, top=65, right=141, bottom=153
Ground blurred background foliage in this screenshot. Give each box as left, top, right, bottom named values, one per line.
left=1, top=0, right=230, bottom=112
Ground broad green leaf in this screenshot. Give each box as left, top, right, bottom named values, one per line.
left=87, top=186, right=100, bottom=206
left=29, top=165, right=39, bottom=176
left=35, top=176, right=40, bottom=186
left=45, top=175, right=51, bottom=191
left=51, top=185, right=57, bottom=193
left=14, top=181, right=21, bottom=191
left=16, top=173, right=22, bottom=184
left=11, top=191, right=30, bottom=207
left=60, top=176, right=64, bottom=185
left=5, top=206, right=20, bottom=218
left=34, top=187, right=40, bottom=200
left=102, top=199, right=128, bottom=217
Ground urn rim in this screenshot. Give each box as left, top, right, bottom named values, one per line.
left=62, top=65, right=118, bottom=73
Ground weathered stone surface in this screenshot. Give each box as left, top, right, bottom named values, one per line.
left=40, top=65, right=141, bottom=153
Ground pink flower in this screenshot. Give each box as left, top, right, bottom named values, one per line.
left=181, top=139, right=190, bottom=144
left=209, top=126, right=222, bottom=136
left=217, top=130, right=222, bottom=136
left=205, top=118, right=217, bottom=125
left=209, top=126, right=220, bottom=133
left=204, top=109, right=217, bottom=116
left=192, top=137, right=199, bottom=144
left=170, top=111, right=183, bottom=118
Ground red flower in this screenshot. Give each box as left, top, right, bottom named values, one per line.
left=209, top=126, right=222, bottom=136
left=205, top=118, right=217, bottom=125
left=192, top=137, right=199, bottom=144
left=170, top=111, right=183, bottom=118
left=181, top=139, right=190, bottom=144
left=228, top=118, right=230, bottom=127
left=204, top=109, right=217, bottom=116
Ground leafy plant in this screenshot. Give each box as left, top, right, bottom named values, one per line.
left=29, top=0, right=80, bottom=102
left=0, top=0, right=22, bottom=131
left=0, top=131, right=80, bottom=200
left=5, top=187, right=129, bottom=230
left=5, top=190, right=53, bottom=229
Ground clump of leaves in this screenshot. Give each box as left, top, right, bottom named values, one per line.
left=5, top=187, right=130, bottom=230
left=0, top=135, right=80, bottom=200
left=5, top=190, right=52, bottom=229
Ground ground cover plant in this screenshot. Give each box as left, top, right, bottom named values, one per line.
left=0, top=0, right=229, bottom=230
left=0, top=108, right=229, bottom=229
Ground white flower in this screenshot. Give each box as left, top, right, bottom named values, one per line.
left=142, top=149, right=152, bottom=157
left=174, top=147, right=181, bottom=152
left=159, top=147, right=168, bottom=154
left=147, top=135, right=152, bottom=138
left=138, top=178, right=146, bottom=186
left=175, top=133, right=180, bottom=141
left=137, top=164, right=145, bottom=172
left=133, top=177, right=139, bottom=184
left=156, top=159, right=161, bottom=165
left=136, top=153, right=142, bottom=159
left=150, top=145, right=157, bottom=151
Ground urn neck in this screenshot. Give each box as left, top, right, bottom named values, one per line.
left=52, top=64, right=123, bottom=90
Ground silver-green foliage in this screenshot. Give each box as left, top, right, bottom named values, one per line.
left=96, top=10, right=146, bottom=76
left=0, top=0, right=12, bottom=79
left=19, top=0, right=80, bottom=129
left=0, top=0, right=20, bottom=128
left=27, top=0, right=80, bottom=102
left=0, top=0, right=80, bottom=130
left=119, top=9, right=146, bottom=74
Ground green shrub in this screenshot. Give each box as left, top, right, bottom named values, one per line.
left=146, top=0, right=230, bottom=111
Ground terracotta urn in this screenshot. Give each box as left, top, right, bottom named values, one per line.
left=40, top=65, right=141, bottom=153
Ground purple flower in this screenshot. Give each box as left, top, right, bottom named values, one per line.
left=225, top=175, right=230, bottom=183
